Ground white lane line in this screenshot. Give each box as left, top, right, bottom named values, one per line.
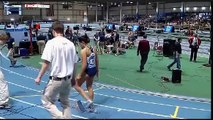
left=0, top=66, right=47, bottom=84
left=9, top=97, right=87, bottom=119
left=8, top=81, right=42, bottom=93
left=94, top=83, right=211, bottom=104
left=0, top=117, right=5, bottom=119
left=94, top=93, right=210, bottom=112
left=70, top=97, right=184, bottom=119
left=7, top=80, right=183, bottom=119
left=2, top=66, right=210, bottom=112
left=85, top=86, right=104, bottom=92
left=0, top=51, right=49, bottom=75
left=0, top=51, right=9, bottom=61
left=13, top=95, right=41, bottom=98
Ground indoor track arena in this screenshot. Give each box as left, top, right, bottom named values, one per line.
left=0, top=0, right=212, bottom=119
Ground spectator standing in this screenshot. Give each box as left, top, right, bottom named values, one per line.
left=65, top=26, right=73, bottom=41
left=137, top=34, right=150, bottom=72
left=188, top=34, right=201, bottom=62
left=167, top=38, right=182, bottom=70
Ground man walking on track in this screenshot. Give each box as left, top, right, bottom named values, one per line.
left=137, top=34, right=150, bottom=72
left=35, top=21, right=78, bottom=119
left=0, top=31, right=10, bottom=109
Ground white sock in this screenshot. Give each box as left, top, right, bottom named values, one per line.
left=87, top=99, right=92, bottom=103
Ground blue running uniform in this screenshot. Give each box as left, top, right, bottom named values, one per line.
left=85, top=48, right=97, bottom=77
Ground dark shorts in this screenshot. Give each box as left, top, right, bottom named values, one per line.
left=85, top=67, right=97, bottom=77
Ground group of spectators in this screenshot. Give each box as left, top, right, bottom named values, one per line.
left=93, top=28, right=133, bottom=56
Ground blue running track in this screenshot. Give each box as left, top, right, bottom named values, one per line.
left=0, top=51, right=211, bottom=119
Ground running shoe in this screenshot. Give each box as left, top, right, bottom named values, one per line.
left=85, top=101, right=96, bottom=113
left=76, top=100, right=86, bottom=112
left=0, top=103, right=11, bottom=109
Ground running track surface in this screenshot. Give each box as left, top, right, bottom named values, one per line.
left=0, top=52, right=211, bottom=119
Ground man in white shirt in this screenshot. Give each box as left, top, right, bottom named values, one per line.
left=35, top=21, right=78, bottom=119
left=0, top=31, right=10, bottom=109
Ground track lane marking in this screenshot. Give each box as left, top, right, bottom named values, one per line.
left=2, top=66, right=210, bottom=112
left=170, top=106, right=180, bottom=118
left=9, top=97, right=87, bottom=119
left=7, top=79, right=184, bottom=119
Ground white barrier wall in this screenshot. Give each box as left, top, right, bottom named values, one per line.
left=5, top=29, right=30, bottom=45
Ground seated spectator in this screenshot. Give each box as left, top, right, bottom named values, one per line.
left=105, top=31, right=113, bottom=54
left=127, top=31, right=136, bottom=48
left=111, top=41, right=126, bottom=56
left=65, top=26, right=73, bottom=41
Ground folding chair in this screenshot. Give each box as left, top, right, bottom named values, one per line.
left=153, top=45, right=163, bottom=61
left=156, top=46, right=163, bottom=56
left=153, top=42, right=159, bottom=51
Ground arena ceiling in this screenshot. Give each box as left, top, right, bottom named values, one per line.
left=5, top=0, right=212, bottom=4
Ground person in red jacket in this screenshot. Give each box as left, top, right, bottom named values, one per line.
left=188, top=34, right=201, bottom=62
left=137, top=34, right=150, bottom=72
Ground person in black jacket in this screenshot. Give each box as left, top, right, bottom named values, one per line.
left=167, top=38, right=182, bottom=71
left=98, top=29, right=105, bottom=54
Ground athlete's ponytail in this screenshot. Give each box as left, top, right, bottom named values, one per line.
left=79, top=33, right=90, bottom=44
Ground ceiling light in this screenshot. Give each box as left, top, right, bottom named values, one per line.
left=186, top=7, right=190, bottom=11
left=10, top=18, right=14, bottom=21
left=201, top=7, right=206, bottom=10
left=193, top=7, right=198, bottom=11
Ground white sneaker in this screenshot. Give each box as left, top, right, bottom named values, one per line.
left=85, top=101, right=96, bottom=113
left=0, top=103, right=11, bottom=109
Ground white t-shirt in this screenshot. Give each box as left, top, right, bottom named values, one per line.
left=192, top=37, right=198, bottom=46
left=41, top=36, right=78, bottom=78
left=105, top=33, right=111, bottom=39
